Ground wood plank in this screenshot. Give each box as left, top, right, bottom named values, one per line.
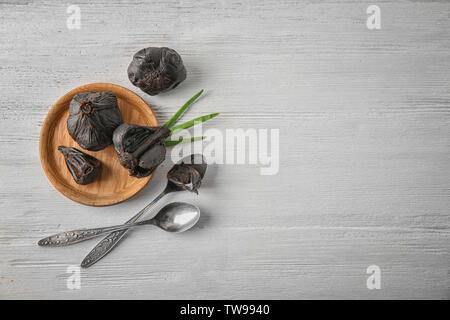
left=0, top=0, right=449, bottom=299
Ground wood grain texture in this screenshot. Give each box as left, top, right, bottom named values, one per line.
left=0, top=0, right=449, bottom=299
left=40, top=83, right=158, bottom=206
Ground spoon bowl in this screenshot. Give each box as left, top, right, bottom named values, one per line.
left=153, top=202, right=200, bottom=233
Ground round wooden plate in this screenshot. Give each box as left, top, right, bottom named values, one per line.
left=40, top=83, right=159, bottom=206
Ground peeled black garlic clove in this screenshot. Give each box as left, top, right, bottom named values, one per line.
left=67, top=91, right=123, bottom=151
left=127, top=47, right=187, bottom=96
left=58, top=146, right=102, bottom=185
left=185, top=154, right=207, bottom=180
left=112, top=123, right=171, bottom=178
left=167, top=155, right=207, bottom=194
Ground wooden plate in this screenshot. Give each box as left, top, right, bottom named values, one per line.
left=39, top=83, right=158, bottom=206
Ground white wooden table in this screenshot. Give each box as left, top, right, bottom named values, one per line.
left=0, top=0, right=449, bottom=299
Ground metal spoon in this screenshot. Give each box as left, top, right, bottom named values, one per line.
left=38, top=202, right=200, bottom=247
left=80, top=154, right=207, bottom=268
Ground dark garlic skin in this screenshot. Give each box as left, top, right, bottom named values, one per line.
left=167, top=155, right=207, bottom=194
left=113, top=123, right=171, bottom=178
left=67, top=91, right=123, bottom=151
left=58, top=146, right=102, bottom=185
left=127, top=47, right=187, bottom=96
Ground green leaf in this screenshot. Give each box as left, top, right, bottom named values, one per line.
left=170, top=113, right=220, bottom=135
left=165, top=136, right=206, bottom=147
left=164, top=89, right=204, bottom=128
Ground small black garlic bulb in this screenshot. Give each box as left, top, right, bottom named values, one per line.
left=113, top=123, right=171, bottom=178
left=127, top=47, right=187, bottom=96
left=67, top=91, right=123, bottom=151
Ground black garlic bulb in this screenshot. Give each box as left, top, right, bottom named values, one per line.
left=167, top=154, right=207, bottom=194
left=58, top=146, right=102, bottom=185
left=127, top=47, right=187, bottom=96
left=67, top=91, right=123, bottom=151
left=113, top=123, right=171, bottom=178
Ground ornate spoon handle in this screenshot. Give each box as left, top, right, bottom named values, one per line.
left=81, top=188, right=169, bottom=268
left=38, top=226, right=120, bottom=246
left=38, top=219, right=155, bottom=247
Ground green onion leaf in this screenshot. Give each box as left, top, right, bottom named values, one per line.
left=170, top=113, right=220, bottom=135
left=164, top=89, right=204, bottom=128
